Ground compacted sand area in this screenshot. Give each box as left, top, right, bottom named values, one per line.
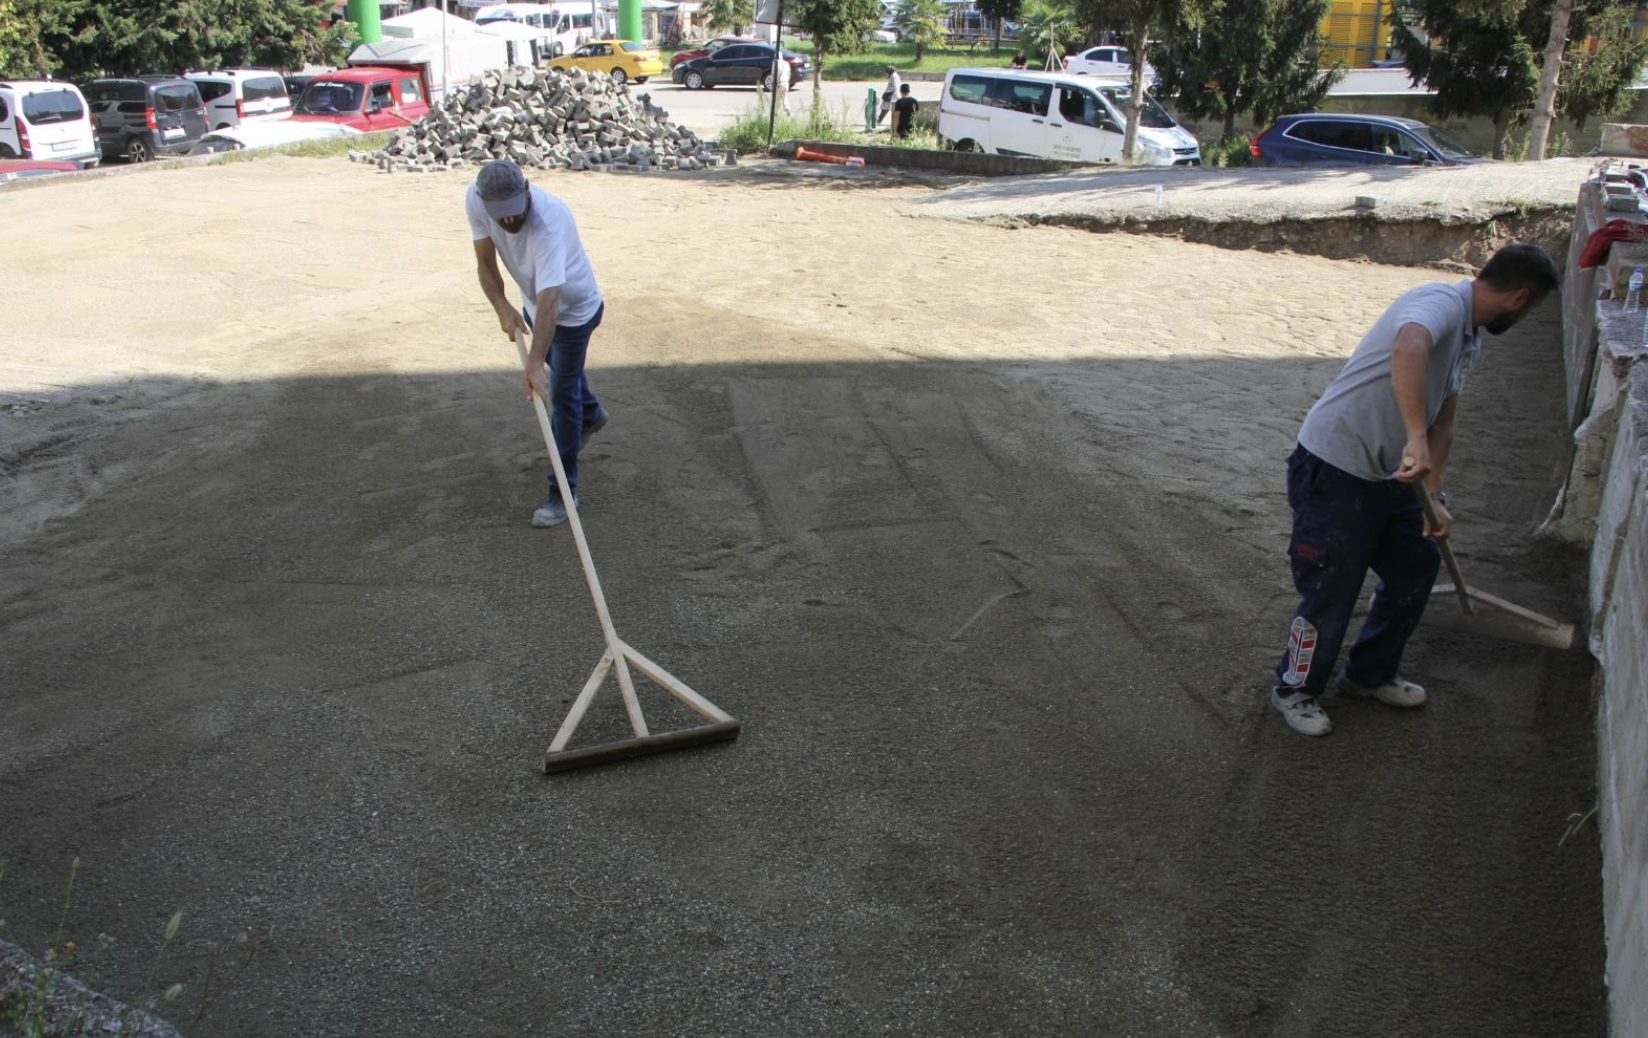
left=0, top=157, right=1603, bottom=1037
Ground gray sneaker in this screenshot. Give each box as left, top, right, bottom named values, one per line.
left=1338, top=674, right=1427, bottom=708
left=530, top=491, right=578, bottom=528
left=1271, top=688, right=1332, bottom=736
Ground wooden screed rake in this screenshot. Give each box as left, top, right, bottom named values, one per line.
left=513, top=330, right=739, bottom=773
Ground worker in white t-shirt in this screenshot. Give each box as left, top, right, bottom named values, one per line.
left=877, top=65, right=901, bottom=125
left=467, top=159, right=608, bottom=529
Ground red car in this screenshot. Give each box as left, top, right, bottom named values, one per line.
left=289, top=67, right=431, bottom=131
left=0, top=159, right=79, bottom=182
left=669, top=35, right=759, bottom=70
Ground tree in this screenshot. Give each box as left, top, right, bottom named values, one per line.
left=1151, top=0, right=1341, bottom=141
left=1018, top=0, right=1082, bottom=68
left=894, top=0, right=948, bottom=61
left=978, top=0, right=1025, bottom=52
left=1391, top=0, right=1539, bottom=159
left=704, top=0, right=755, bottom=35
left=1394, top=0, right=1648, bottom=161
left=791, top=0, right=882, bottom=90
left=0, top=0, right=352, bottom=82
left=0, top=0, right=86, bottom=79
left=1524, top=0, right=1573, bottom=161
left=1075, top=0, right=1218, bottom=161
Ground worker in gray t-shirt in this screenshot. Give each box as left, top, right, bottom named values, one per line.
left=1269, top=243, right=1560, bottom=737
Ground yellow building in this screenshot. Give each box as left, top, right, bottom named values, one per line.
left=1319, top=0, right=1394, bottom=69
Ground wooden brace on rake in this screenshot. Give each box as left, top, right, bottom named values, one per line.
left=513, top=329, right=740, bottom=772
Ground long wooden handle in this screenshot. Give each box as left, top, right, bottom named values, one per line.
left=515, top=329, right=647, bottom=736
left=1412, top=482, right=1474, bottom=616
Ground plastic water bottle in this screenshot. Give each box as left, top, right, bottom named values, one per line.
left=1626, top=267, right=1644, bottom=312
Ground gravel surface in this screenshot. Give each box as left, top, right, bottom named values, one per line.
left=0, top=157, right=1605, bottom=1038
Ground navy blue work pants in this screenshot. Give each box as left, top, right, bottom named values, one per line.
left=524, top=303, right=603, bottom=495
left=1274, top=445, right=1441, bottom=698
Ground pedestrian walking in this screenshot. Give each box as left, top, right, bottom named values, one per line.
left=771, top=47, right=792, bottom=114
left=466, top=159, right=609, bottom=529
left=1269, top=243, right=1560, bottom=736
left=891, top=83, right=918, bottom=139
left=877, top=65, right=901, bottom=126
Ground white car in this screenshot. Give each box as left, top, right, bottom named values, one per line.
left=0, top=80, right=100, bottom=168
left=187, top=120, right=360, bottom=155
left=184, top=69, right=293, bottom=130
left=1064, top=45, right=1145, bottom=78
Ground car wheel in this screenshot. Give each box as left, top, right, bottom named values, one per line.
left=0, top=143, right=15, bottom=158
left=685, top=71, right=705, bottom=90
left=215, top=122, right=230, bottom=130
left=610, top=67, right=627, bottom=85
left=951, top=138, right=981, bottom=153
left=635, top=76, right=648, bottom=84
left=761, top=72, right=773, bottom=91
left=126, top=136, right=153, bottom=163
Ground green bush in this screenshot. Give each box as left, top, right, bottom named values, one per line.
left=1201, top=136, right=1253, bottom=167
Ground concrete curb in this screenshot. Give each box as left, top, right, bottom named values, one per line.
left=773, top=138, right=1087, bottom=177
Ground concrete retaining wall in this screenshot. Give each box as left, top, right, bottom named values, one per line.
left=1557, top=180, right=1648, bottom=1038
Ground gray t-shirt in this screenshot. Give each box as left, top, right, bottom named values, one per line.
left=1298, top=280, right=1480, bottom=482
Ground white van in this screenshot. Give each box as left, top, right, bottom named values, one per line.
left=938, top=68, right=1200, bottom=167
left=185, top=70, right=292, bottom=130
left=474, top=2, right=598, bottom=56
left=0, top=80, right=99, bottom=168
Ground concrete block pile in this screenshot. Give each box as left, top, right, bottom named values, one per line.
left=351, top=65, right=728, bottom=173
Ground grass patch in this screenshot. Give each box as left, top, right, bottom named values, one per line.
left=718, top=96, right=865, bottom=152
left=1200, top=136, right=1253, bottom=168
left=784, top=40, right=1019, bottom=80
left=207, top=131, right=393, bottom=166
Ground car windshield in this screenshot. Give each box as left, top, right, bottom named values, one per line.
left=243, top=77, right=288, bottom=103
left=22, top=88, right=84, bottom=124
left=296, top=81, right=364, bottom=115
left=1410, top=125, right=1473, bottom=160
left=1097, top=85, right=1174, bottom=129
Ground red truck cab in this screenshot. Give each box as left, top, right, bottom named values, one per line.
left=289, top=67, right=430, bottom=131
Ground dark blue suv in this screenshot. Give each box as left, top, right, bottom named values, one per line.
left=1249, top=113, right=1479, bottom=167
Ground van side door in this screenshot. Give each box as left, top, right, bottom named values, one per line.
left=1051, top=84, right=1122, bottom=163
left=985, top=76, right=1051, bottom=157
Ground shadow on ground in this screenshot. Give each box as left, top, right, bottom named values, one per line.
left=0, top=331, right=1604, bottom=1037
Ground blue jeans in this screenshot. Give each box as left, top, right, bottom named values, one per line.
left=524, top=303, right=604, bottom=495
left=1274, top=445, right=1441, bottom=699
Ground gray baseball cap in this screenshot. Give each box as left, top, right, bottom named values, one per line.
left=476, top=159, right=529, bottom=219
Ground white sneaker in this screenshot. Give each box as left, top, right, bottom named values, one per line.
left=1271, top=689, right=1332, bottom=736
left=1338, top=675, right=1427, bottom=708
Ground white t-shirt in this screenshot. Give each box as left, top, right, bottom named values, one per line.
left=466, top=183, right=602, bottom=327
left=1298, top=280, right=1480, bottom=481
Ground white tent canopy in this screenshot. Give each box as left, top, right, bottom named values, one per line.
left=381, top=6, right=479, bottom=38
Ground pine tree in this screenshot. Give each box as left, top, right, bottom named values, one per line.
left=1152, top=0, right=1340, bottom=141
left=1390, top=0, right=1538, bottom=159
left=1394, top=0, right=1647, bottom=160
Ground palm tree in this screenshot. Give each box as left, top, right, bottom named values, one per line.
left=893, top=0, right=948, bottom=61
left=1018, top=0, right=1079, bottom=69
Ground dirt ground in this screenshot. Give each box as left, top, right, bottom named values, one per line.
left=0, top=157, right=1605, bottom=1037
